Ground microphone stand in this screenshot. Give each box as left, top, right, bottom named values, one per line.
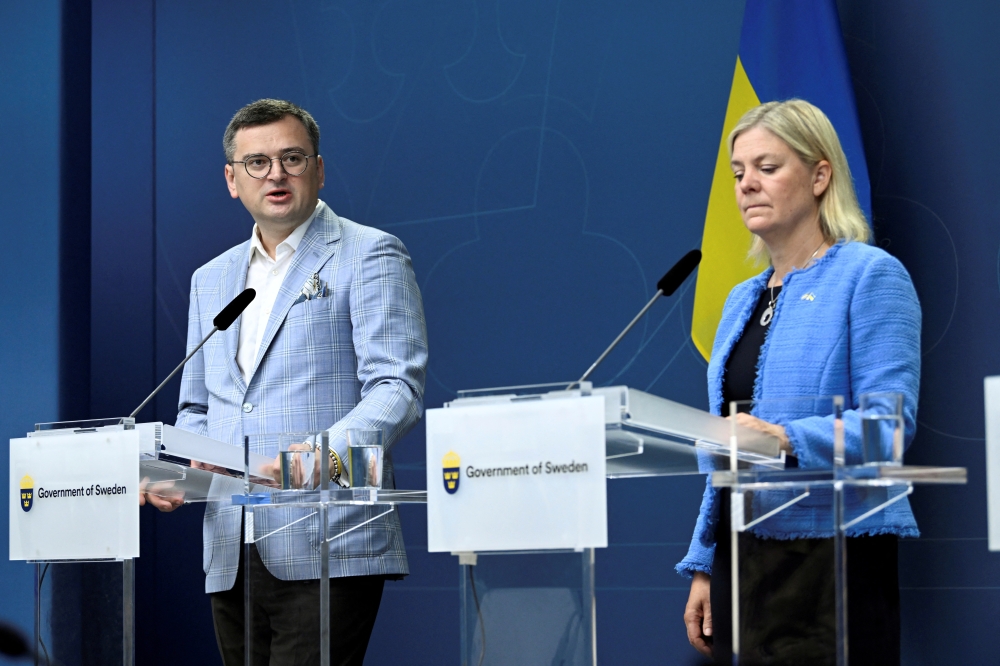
left=129, top=327, right=219, bottom=418
left=129, top=287, right=256, bottom=419
left=569, top=248, right=701, bottom=390
left=571, top=289, right=663, bottom=389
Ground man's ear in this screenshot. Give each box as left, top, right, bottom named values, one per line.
left=316, top=155, right=325, bottom=190
left=225, top=164, right=240, bottom=199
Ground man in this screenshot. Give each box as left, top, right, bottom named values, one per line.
left=156, top=99, right=428, bottom=665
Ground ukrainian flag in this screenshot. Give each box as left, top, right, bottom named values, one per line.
left=691, top=0, right=871, bottom=359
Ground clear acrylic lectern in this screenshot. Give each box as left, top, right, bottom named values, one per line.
left=19, top=417, right=318, bottom=666
left=440, top=382, right=787, bottom=666
left=711, top=396, right=966, bottom=665
left=23, top=417, right=140, bottom=666
left=231, top=431, right=426, bottom=666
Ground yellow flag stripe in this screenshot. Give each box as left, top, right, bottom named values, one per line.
left=691, top=56, right=762, bottom=361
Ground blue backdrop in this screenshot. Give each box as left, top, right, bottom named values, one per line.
left=0, top=0, right=61, bottom=644
left=3, top=0, right=1000, bottom=664
left=839, top=2, right=1000, bottom=664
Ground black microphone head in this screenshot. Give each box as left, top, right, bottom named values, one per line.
left=0, top=622, right=30, bottom=656
left=656, top=249, right=702, bottom=296
left=213, top=288, right=256, bottom=330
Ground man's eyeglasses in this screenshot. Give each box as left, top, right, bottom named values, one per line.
left=232, top=151, right=316, bottom=179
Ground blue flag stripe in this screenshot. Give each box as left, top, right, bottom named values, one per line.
left=738, top=0, right=871, bottom=223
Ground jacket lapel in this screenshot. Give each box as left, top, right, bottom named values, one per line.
left=220, top=242, right=252, bottom=392
left=249, top=206, right=342, bottom=381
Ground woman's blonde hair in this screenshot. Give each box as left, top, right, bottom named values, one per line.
left=728, top=99, right=869, bottom=264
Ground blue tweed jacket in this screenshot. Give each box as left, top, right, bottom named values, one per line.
left=176, top=201, right=428, bottom=593
left=676, top=241, right=921, bottom=578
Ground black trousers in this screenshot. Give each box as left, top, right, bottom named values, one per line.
left=710, top=490, right=900, bottom=666
left=209, top=543, right=385, bottom=666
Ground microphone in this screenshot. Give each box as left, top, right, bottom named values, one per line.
left=212, top=288, right=256, bottom=330
left=573, top=249, right=701, bottom=387
left=656, top=248, right=703, bottom=296
left=0, top=621, right=52, bottom=664
left=130, top=288, right=256, bottom=418
left=0, top=622, right=30, bottom=657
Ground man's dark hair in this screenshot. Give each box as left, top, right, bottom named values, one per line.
left=223, top=99, right=321, bottom=163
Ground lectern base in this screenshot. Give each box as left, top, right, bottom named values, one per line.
left=459, top=550, right=596, bottom=666
left=34, top=558, right=134, bottom=666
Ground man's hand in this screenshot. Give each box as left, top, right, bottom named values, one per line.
left=684, top=571, right=713, bottom=658
left=191, top=458, right=279, bottom=489
left=268, top=443, right=321, bottom=489
left=732, top=412, right=791, bottom=454
left=139, top=476, right=185, bottom=512
left=191, top=459, right=233, bottom=475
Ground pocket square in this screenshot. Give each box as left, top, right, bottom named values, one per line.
left=294, top=273, right=328, bottom=305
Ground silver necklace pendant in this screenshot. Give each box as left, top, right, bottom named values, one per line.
left=760, top=282, right=778, bottom=326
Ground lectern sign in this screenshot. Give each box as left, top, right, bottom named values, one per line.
left=426, top=396, right=607, bottom=552
left=9, top=430, right=140, bottom=560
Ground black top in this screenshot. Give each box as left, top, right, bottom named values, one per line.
left=721, top=284, right=781, bottom=412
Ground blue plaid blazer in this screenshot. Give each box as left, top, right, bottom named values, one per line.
left=175, top=202, right=428, bottom=593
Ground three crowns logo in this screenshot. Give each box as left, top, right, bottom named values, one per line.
left=20, top=475, right=33, bottom=512
left=442, top=451, right=461, bottom=495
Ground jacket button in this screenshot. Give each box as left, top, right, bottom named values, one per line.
left=242, top=402, right=253, bottom=413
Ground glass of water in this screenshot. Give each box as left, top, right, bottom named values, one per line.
left=859, top=393, right=904, bottom=465
left=277, top=432, right=323, bottom=490
left=347, top=428, right=383, bottom=488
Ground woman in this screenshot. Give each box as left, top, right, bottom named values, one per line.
left=676, top=99, right=921, bottom=665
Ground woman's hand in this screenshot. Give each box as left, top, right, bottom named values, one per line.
left=733, top=412, right=792, bottom=454
left=684, top=571, right=713, bottom=658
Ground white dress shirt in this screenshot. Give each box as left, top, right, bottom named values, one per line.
left=237, top=201, right=324, bottom=385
